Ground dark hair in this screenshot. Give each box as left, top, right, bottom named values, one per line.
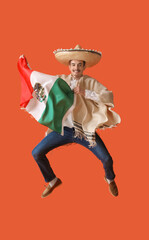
left=69, top=60, right=86, bottom=67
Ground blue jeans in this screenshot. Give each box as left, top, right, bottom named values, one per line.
left=32, top=127, right=115, bottom=182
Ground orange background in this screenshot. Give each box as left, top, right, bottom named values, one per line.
left=1, top=0, right=148, bottom=239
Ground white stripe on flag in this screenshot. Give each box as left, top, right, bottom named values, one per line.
left=26, top=71, right=57, bottom=121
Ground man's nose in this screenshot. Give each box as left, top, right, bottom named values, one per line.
left=74, top=65, right=79, bottom=70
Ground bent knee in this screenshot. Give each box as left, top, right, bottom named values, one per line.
left=32, top=147, right=41, bottom=160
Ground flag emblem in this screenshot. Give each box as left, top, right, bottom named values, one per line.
left=34, top=83, right=46, bottom=102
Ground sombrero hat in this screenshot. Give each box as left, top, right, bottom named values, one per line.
left=53, top=44, right=102, bottom=68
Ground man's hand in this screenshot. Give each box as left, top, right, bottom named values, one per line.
left=73, top=86, right=85, bottom=96
left=18, top=55, right=31, bottom=70
left=19, top=54, right=25, bottom=59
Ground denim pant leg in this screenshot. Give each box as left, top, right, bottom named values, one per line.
left=32, top=127, right=73, bottom=182
left=74, top=133, right=115, bottom=180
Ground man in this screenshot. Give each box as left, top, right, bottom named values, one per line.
left=18, top=45, right=121, bottom=198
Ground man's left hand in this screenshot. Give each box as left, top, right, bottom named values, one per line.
left=73, top=86, right=85, bottom=96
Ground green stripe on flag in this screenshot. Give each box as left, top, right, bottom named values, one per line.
left=38, top=78, right=74, bottom=133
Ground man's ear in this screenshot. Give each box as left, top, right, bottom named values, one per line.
left=69, top=64, right=71, bottom=71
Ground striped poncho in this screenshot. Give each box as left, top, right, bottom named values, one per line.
left=18, top=56, right=121, bottom=146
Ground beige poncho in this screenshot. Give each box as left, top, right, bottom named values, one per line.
left=47, top=74, right=121, bottom=146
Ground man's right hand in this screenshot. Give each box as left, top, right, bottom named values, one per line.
left=18, top=55, right=31, bottom=70
left=19, top=54, right=25, bottom=59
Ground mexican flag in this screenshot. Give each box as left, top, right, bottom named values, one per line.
left=17, top=55, right=75, bottom=134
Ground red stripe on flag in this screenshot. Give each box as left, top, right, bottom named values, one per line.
left=17, top=56, right=33, bottom=108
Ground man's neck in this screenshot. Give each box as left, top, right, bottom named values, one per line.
left=71, top=74, right=83, bottom=80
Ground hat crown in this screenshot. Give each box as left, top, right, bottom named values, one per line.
left=74, top=44, right=82, bottom=50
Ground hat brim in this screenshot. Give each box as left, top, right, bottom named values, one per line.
left=54, top=50, right=102, bottom=68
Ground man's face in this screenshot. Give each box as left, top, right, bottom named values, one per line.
left=69, top=60, right=86, bottom=79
